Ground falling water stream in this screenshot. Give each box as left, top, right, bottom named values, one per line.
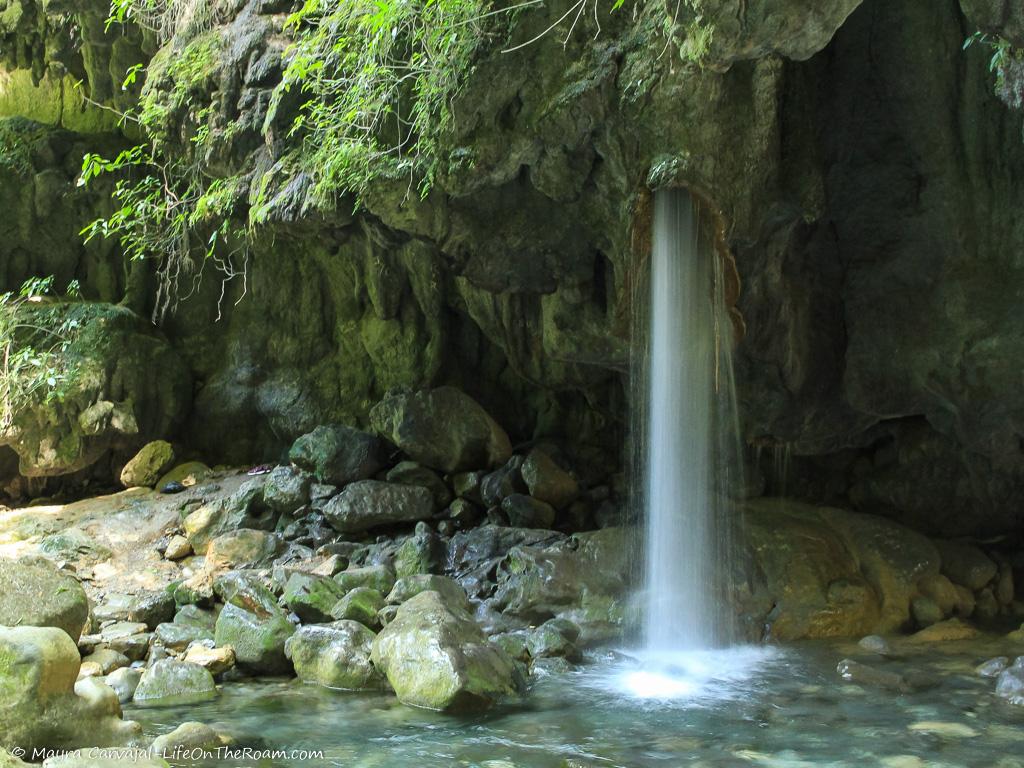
left=617, top=188, right=771, bottom=700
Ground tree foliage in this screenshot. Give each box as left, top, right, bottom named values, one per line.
left=0, top=278, right=83, bottom=433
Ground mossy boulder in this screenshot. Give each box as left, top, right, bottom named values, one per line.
left=330, top=587, right=384, bottom=629
left=0, top=626, right=140, bottom=752
left=182, top=481, right=267, bottom=554
left=213, top=603, right=295, bottom=675
left=289, top=425, right=390, bottom=486
left=386, top=461, right=452, bottom=510
left=394, top=523, right=444, bottom=578
left=370, top=387, right=512, bottom=473
left=285, top=621, right=385, bottom=690
left=205, top=529, right=282, bottom=570
left=119, top=440, right=175, bottom=488
left=262, top=465, right=312, bottom=513
left=133, top=660, right=217, bottom=706
left=333, top=565, right=396, bottom=595
left=386, top=575, right=469, bottom=610
left=370, top=591, right=520, bottom=711
left=282, top=572, right=345, bottom=624
left=0, top=558, right=89, bottom=639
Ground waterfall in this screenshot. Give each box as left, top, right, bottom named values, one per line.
left=640, top=188, right=739, bottom=653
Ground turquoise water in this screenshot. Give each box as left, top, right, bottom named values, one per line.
left=128, top=638, right=1024, bottom=768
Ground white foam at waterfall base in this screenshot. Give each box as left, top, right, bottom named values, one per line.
left=611, top=646, right=782, bottom=704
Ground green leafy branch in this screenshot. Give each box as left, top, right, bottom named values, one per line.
left=0, top=278, right=83, bottom=433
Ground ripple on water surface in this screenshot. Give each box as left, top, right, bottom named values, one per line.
left=127, top=639, right=1024, bottom=768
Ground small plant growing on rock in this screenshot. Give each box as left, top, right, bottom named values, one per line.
left=0, top=277, right=83, bottom=433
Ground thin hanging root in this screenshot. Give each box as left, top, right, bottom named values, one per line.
left=501, top=0, right=586, bottom=53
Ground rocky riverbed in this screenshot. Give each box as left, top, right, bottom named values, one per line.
left=0, top=386, right=1022, bottom=766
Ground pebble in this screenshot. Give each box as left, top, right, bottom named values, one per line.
left=907, top=721, right=979, bottom=738
left=164, top=535, right=193, bottom=560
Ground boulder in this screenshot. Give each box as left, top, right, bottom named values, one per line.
left=182, top=481, right=267, bottom=554
left=837, top=659, right=915, bottom=693
left=387, top=575, right=469, bottom=610
left=93, top=592, right=175, bottom=631
left=156, top=461, right=213, bottom=490
left=0, top=626, right=139, bottom=751
left=0, top=558, right=89, bottom=640
left=133, top=660, right=217, bottom=705
left=330, top=587, right=384, bottom=628
left=205, top=529, right=282, bottom=570
left=72, top=678, right=121, bottom=718
left=120, top=441, right=175, bottom=488
left=153, top=613, right=214, bottom=652
left=933, top=540, right=997, bottom=591
left=334, top=565, right=396, bottom=595
left=183, top=644, right=236, bottom=676
left=492, top=528, right=630, bottom=640
left=386, top=461, right=453, bottom=510
left=520, top=449, right=579, bottom=509
left=371, top=591, right=520, bottom=711
left=322, top=480, right=433, bottom=533
left=282, top=572, right=346, bottom=624
left=911, top=597, right=944, bottom=627
left=736, top=500, right=944, bottom=639
left=906, top=618, right=981, bottom=644
left=370, top=387, right=512, bottom=473
left=262, top=465, right=312, bottom=513
left=151, top=722, right=231, bottom=755
left=289, top=425, right=390, bottom=486
left=452, top=471, right=486, bottom=504
left=527, top=620, right=580, bottom=661
left=394, top=523, right=445, bottom=577
left=213, top=603, right=295, bottom=675
left=480, top=456, right=526, bottom=507
left=500, top=494, right=556, bottom=529
left=285, top=621, right=384, bottom=690
left=81, top=648, right=129, bottom=676
left=104, top=667, right=143, bottom=704
left=976, top=657, right=1009, bottom=677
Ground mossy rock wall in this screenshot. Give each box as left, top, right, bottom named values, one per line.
left=0, top=0, right=1022, bottom=537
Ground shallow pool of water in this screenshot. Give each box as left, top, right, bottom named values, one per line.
left=127, top=636, right=1024, bottom=768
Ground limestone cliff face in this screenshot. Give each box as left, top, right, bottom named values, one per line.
left=1, top=0, right=1022, bottom=537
